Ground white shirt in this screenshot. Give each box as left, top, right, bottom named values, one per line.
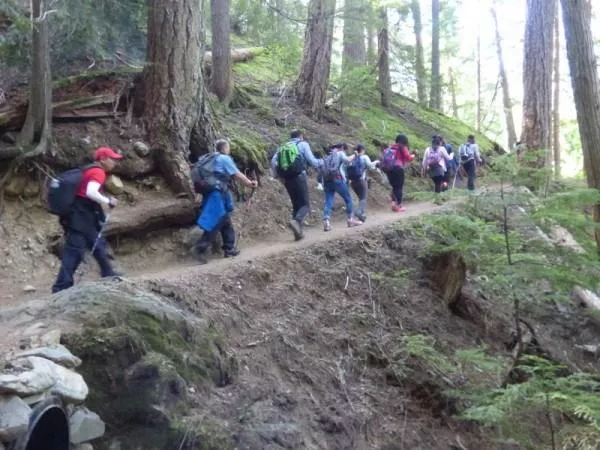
left=422, top=146, right=452, bottom=172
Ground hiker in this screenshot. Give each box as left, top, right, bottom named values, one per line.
left=51, top=147, right=122, bottom=293
left=192, top=139, right=258, bottom=263
left=440, top=135, right=457, bottom=190
left=458, top=134, right=483, bottom=191
left=380, top=134, right=415, bottom=212
left=271, top=130, right=323, bottom=241
left=422, top=135, right=453, bottom=193
left=346, top=144, right=379, bottom=222
left=321, top=143, right=362, bottom=231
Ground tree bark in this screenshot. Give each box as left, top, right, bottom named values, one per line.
left=366, top=2, right=376, bottom=66
left=296, top=0, right=336, bottom=120
left=409, top=0, right=427, bottom=106
left=210, top=0, right=233, bottom=102
left=429, top=0, right=441, bottom=110
left=477, top=32, right=482, bottom=132
left=377, top=7, right=391, bottom=108
left=18, top=0, right=52, bottom=156
left=491, top=7, right=517, bottom=150
left=144, top=0, right=210, bottom=197
left=342, top=0, right=366, bottom=71
left=552, top=2, right=561, bottom=178
left=521, top=0, right=556, bottom=165
left=448, top=67, right=459, bottom=119
left=560, top=0, right=600, bottom=251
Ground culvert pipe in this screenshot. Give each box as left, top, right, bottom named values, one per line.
left=11, top=397, right=70, bottom=450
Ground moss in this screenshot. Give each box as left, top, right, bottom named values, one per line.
left=169, top=417, right=234, bottom=450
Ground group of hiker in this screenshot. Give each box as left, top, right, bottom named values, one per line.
left=47, top=130, right=483, bottom=292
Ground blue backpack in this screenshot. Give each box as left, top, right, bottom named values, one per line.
left=46, top=164, right=100, bottom=216
left=346, top=156, right=366, bottom=181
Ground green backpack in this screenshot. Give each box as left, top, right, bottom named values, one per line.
left=277, top=141, right=304, bottom=178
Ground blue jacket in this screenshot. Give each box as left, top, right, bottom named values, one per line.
left=196, top=190, right=234, bottom=232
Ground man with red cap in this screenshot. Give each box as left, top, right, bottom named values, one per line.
left=52, top=147, right=123, bottom=293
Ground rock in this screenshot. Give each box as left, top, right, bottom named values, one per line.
left=16, top=345, right=82, bottom=369
left=69, top=408, right=105, bottom=444
left=0, top=396, right=32, bottom=441
left=74, top=444, right=94, bottom=450
left=0, top=359, right=55, bottom=396
left=133, top=141, right=150, bottom=157
left=24, top=357, right=88, bottom=403
left=22, top=285, right=36, bottom=293
left=105, top=175, right=124, bottom=195
left=40, top=329, right=62, bottom=347
left=551, top=225, right=585, bottom=254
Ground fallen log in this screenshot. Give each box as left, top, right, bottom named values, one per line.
left=104, top=197, right=199, bottom=237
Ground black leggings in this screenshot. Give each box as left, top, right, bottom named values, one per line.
left=432, top=175, right=445, bottom=193
left=386, top=167, right=405, bottom=204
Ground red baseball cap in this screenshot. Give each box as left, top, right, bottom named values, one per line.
left=94, top=147, right=123, bottom=161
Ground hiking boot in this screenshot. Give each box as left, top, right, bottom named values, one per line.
left=391, top=202, right=400, bottom=212
left=192, top=246, right=209, bottom=265
left=358, top=214, right=367, bottom=223
left=288, top=219, right=304, bottom=241
left=323, top=219, right=332, bottom=232
left=224, top=248, right=240, bottom=258
left=347, top=217, right=363, bottom=227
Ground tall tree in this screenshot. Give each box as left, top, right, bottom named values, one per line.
left=296, top=0, right=336, bottom=119
left=491, top=7, right=517, bottom=150
left=409, top=0, right=427, bottom=106
left=342, top=0, right=366, bottom=71
left=145, top=0, right=212, bottom=195
left=560, top=0, right=600, bottom=250
left=429, top=0, right=441, bottom=110
left=552, top=1, right=561, bottom=178
left=448, top=67, right=459, bottom=119
left=476, top=31, right=482, bottom=132
left=18, top=0, right=52, bottom=155
left=521, top=0, right=556, bottom=163
left=377, top=7, right=391, bottom=108
left=366, top=2, right=377, bottom=66
left=210, top=0, right=233, bottom=102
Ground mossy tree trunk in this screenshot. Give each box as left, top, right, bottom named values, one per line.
left=210, top=0, right=233, bottom=102
left=491, top=6, right=517, bottom=151
left=296, top=0, right=336, bottom=120
left=429, top=0, right=441, bottom=111
left=521, top=0, right=555, bottom=166
left=342, top=0, right=366, bottom=72
left=18, top=0, right=52, bottom=156
left=144, top=0, right=210, bottom=196
left=409, top=0, right=426, bottom=106
left=560, top=0, right=600, bottom=251
left=377, top=8, right=391, bottom=108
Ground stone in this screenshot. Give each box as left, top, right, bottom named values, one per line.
left=23, top=285, right=36, bottom=293
left=20, top=391, right=50, bottom=406
left=0, top=359, right=55, bottom=396
left=40, top=329, right=62, bottom=347
left=0, top=396, right=32, bottom=441
left=16, top=346, right=82, bottom=369
left=23, top=357, right=88, bottom=403
left=133, top=141, right=150, bottom=157
left=69, top=408, right=105, bottom=444
left=104, top=175, right=124, bottom=195
left=74, top=444, right=94, bottom=450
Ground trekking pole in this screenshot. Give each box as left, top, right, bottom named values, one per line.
left=452, top=166, right=459, bottom=190
left=77, top=212, right=111, bottom=281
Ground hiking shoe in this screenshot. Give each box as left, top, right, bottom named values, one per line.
left=358, top=214, right=367, bottom=223
left=288, top=219, right=304, bottom=241
left=192, top=246, right=209, bottom=264
left=224, top=248, right=240, bottom=258
left=347, top=217, right=363, bottom=227
left=397, top=205, right=407, bottom=212
left=323, top=219, right=332, bottom=232
left=391, top=202, right=400, bottom=212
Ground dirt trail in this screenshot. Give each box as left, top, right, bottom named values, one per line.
left=136, top=200, right=441, bottom=282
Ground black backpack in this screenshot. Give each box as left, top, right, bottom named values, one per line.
left=46, top=164, right=100, bottom=216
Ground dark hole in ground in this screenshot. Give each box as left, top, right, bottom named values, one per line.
left=13, top=398, right=70, bottom=450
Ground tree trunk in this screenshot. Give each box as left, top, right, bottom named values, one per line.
left=366, top=3, right=376, bottom=66
left=560, top=0, right=600, bottom=251
left=18, top=0, right=52, bottom=156
left=377, top=7, right=391, bottom=108
left=521, top=0, right=556, bottom=165
left=210, top=0, right=233, bottom=102
left=144, top=0, right=210, bottom=196
left=409, top=0, right=426, bottom=106
left=296, top=0, right=336, bottom=119
left=553, top=2, right=561, bottom=178
left=429, top=0, right=441, bottom=110
left=342, top=0, right=366, bottom=71
left=491, top=7, right=517, bottom=150
left=477, top=32, right=482, bottom=132
left=448, top=67, right=459, bottom=119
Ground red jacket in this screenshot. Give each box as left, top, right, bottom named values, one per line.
left=390, top=144, right=414, bottom=167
